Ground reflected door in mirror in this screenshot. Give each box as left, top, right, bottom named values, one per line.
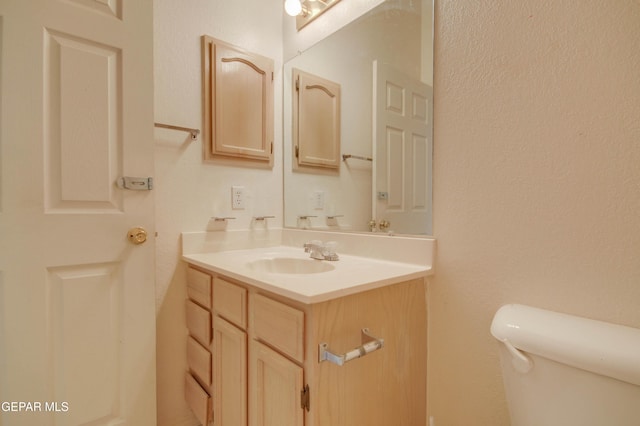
left=373, top=61, right=433, bottom=235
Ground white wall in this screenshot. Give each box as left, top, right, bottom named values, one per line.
left=429, top=0, right=640, bottom=424
left=153, top=1, right=283, bottom=424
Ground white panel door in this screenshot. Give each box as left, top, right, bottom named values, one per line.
left=0, top=0, right=156, bottom=425
left=373, top=61, right=433, bottom=235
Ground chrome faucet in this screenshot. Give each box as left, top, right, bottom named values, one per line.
left=303, top=240, right=339, bottom=261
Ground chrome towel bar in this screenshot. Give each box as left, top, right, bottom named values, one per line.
left=342, top=154, right=372, bottom=162
left=319, top=328, right=384, bottom=366
left=154, top=122, right=200, bottom=140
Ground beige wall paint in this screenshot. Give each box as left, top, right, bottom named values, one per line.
left=430, top=1, right=640, bottom=424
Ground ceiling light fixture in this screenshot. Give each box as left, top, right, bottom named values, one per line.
left=285, top=0, right=342, bottom=30
left=284, top=0, right=303, bottom=16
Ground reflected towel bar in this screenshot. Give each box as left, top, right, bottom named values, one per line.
left=319, top=328, right=384, bottom=366
left=211, top=216, right=236, bottom=222
left=253, top=216, right=275, bottom=221
left=154, top=122, right=200, bottom=140
left=342, top=154, right=372, bottom=162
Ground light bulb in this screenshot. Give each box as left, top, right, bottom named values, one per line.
left=285, top=0, right=302, bottom=16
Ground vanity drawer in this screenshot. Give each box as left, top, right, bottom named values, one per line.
left=185, top=373, right=211, bottom=426
left=250, top=293, right=305, bottom=363
left=187, top=267, right=213, bottom=309
left=213, top=277, right=247, bottom=329
left=187, top=336, right=212, bottom=387
left=186, top=300, right=212, bottom=346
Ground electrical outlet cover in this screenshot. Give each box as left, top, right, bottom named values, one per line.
left=232, top=186, right=245, bottom=209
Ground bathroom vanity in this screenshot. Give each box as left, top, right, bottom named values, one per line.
left=181, top=230, right=434, bottom=426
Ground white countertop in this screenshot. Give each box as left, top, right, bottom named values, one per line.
left=183, top=245, right=431, bottom=304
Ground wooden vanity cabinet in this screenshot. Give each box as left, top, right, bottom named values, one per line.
left=185, top=264, right=427, bottom=426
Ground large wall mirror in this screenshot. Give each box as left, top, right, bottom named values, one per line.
left=283, top=0, right=433, bottom=235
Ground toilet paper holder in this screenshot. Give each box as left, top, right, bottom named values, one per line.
left=319, top=328, right=384, bottom=366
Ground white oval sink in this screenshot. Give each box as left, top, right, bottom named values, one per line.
left=247, top=257, right=335, bottom=274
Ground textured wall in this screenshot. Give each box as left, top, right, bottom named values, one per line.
left=429, top=1, right=640, bottom=424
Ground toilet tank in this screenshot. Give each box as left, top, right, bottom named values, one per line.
left=491, top=304, right=640, bottom=426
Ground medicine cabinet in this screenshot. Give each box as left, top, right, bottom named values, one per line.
left=202, top=36, right=274, bottom=166
left=292, top=68, right=341, bottom=170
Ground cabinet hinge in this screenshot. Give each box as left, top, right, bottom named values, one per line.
left=271, top=142, right=273, bottom=154
left=301, top=384, right=310, bottom=412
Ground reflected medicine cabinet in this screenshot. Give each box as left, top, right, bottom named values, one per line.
left=202, top=36, right=274, bottom=166
left=293, top=68, right=341, bottom=170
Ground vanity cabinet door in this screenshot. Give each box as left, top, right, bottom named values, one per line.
left=213, top=316, right=248, bottom=426
left=249, top=340, right=304, bottom=426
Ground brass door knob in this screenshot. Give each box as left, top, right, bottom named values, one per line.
left=378, top=220, right=391, bottom=231
left=127, top=227, right=148, bottom=245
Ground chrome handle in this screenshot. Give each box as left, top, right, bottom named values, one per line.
left=319, top=328, right=384, bottom=366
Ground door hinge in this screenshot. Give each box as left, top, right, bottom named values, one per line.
left=301, top=384, right=310, bottom=412
left=295, top=145, right=299, bottom=158
left=296, top=76, right=300, bottom=91
left=271, top=142, right=274, bottom=154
